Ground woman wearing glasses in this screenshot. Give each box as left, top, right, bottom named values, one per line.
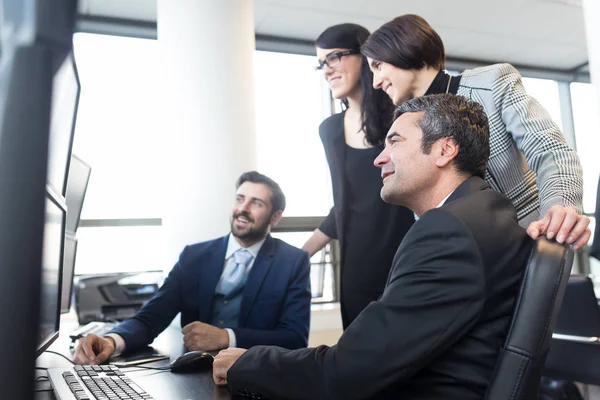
left=302, top=24, right=414, bottom=329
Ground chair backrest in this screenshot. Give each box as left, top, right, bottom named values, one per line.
left=485, top=237, right=573, bottom=400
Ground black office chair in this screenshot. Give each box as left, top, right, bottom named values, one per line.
left=543, top=275, right=600, bottom=385
left=485, top=237, right=573, bottom=400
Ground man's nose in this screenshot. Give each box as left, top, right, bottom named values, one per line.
left=237, top=200, right=251, bottom=212
left=374, top=147, right=390, bottom=168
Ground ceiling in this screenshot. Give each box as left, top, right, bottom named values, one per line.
left=76, top=0, right=589, bottom=73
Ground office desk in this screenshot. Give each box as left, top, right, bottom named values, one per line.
left=35, top=324, right=232, bottom=400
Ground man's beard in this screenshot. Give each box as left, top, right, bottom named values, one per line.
left=231, top=211, right=270, bottom=243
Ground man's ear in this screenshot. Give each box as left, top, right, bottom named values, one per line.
left=269, top=210, right=283, bottom=228
left=435, top=137, right=459, bottom=168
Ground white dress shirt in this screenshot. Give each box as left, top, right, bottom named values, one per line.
left=106, top=234, right=266, bottom=356
left=414, top=190, right=455, bottom=222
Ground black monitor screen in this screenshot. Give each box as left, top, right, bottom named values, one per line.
left=47, top=53, right=79, bottom=197
left=60, top=232, right=77, bottom=314
left=37, top=189, right=66, bottom=356
left=65, top=155, right=91, bottom=233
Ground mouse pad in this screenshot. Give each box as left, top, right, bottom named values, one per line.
left=110, top=346, right=170, bottom=367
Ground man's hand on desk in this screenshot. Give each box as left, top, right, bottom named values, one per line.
left=72, top=334, right=115, bottom=365
left=213, top=348, right=247, bottom=385
left=182, top=321, right=229, bottom=351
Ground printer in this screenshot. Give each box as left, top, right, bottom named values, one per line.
left=74, top=271, right=163, bottom=324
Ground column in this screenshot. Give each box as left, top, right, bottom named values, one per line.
left=157, top=1, right=257, bottom=262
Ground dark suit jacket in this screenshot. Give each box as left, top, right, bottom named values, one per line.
left=228, top=177, right=533, bottom=399
left=110, top=234, right=311, bottom=351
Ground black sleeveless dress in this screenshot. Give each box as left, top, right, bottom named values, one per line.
left=337, top=144, right=415, bottom=327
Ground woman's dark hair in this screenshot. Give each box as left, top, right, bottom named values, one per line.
left=236, top=171, right=286, bottom=213
left=316, top=23, right=394, bottom=146
left=362, top=14, right=445, bottom=71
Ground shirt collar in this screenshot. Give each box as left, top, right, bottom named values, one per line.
left=225, top=233, right=266, bottom=260
left=414, top=190, right=456, bottom=222
left=437, top=191, right=454, bottom=208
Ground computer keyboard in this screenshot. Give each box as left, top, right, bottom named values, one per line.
left=69, top=321, right=117, bottom=342
left=48, top=364, right=154, bottom=400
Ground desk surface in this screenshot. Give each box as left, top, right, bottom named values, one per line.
left=35, top=321, right=232, bottom=400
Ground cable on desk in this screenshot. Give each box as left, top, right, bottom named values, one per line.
left=35, top=366, right=49, bottom=371
left=36, top=375, right=49, bottom=382
left=119, top=364, right=171, bottom=371
left=44, top=350, right=75, bottom=365
left=34, top=388, right=53, bottom=392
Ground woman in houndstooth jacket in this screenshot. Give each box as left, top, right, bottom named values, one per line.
left=362, top=14, right=591, bottom=250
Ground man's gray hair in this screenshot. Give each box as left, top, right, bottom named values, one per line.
left=394, top=94, right=490, bottom=178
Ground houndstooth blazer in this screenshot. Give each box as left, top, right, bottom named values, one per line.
left=457, top=63, right=583, bottom=226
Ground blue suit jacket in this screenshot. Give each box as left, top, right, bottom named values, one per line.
left=111, top=234, right=311, bottom=351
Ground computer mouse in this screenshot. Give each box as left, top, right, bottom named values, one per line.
left=169, top=350, right=214, bottom=373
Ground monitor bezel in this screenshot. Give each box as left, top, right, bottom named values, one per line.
left=47, top=52, right=81, bottom=199
left=60, top=231, right=78, bottom=314
left=66, top=153, right=92, bottom=233
left=36, top=186, right=67, bottom=357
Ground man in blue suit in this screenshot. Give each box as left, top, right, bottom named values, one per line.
left=73, top=171, right=311, bottom=365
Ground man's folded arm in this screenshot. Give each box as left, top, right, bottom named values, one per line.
left=232, top=251, right=312, bottom=349
left=228, top=210, right=486, bottom=399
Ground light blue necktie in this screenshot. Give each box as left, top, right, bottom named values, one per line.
left=219, top=249, right=253, bottom=297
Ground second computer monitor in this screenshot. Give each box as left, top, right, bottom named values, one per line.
left=60, top=232, right=78, bottom=314
left=65, top=154, right=91, bottom=233
left=47, top=53, right=80, bottom=198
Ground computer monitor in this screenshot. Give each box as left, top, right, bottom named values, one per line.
left=37, top=188, right=67, bottom=356
left=65, top=154, right=91, bottom=233
left=35, top=50, right=80, bottom=351
left=0, top=1, right=77, bottom=398
left=47, top=52, right=80, bottom=197
left=61, top=232, right=78, bottom=314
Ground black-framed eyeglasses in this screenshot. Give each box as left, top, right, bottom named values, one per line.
left=314, top=49, right=360, bottom=71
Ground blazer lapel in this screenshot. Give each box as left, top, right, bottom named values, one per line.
left=238, top=235, right=276, bottom=326
left=197, top=235, right=229, bottom=322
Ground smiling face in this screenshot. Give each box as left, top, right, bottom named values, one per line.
left=367, top=57, right=416, bottom=106
left=230, top=182, right=281, bottom=247
left=316, top=47, right=363, bottom=100
left=374, top=111, right=435, bottom=207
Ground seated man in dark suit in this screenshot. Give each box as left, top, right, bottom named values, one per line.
left=73, top=171, right=311, bottom=365
left=213, top=94, right=533, bottom=399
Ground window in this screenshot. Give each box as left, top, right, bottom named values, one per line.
left=254, top=51, right=333, bottom=217
left=570, top=83, right=600, bottom=214
left=72, top=33, right=167, bottom=275
left=521, top=77, right=563, bottom=130
left=570, top=82, right=600, bottom=278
